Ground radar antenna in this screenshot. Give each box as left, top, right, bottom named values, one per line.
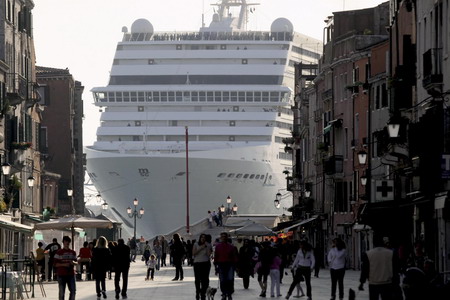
left=211, top=0, right=259, bottom=30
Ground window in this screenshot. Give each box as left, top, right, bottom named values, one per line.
left=249, top=174, right=255, bottom=179
left=242, top=59, right=248, bottom=64
left=230, top=121, right=235, bottom=126
left=220, top=45, right=227, bottom=50
left=148, top=59, right=155, bottom=65
left=135, top=121, right=141, bottom=126
left=229, top=136, right=235, bottom=141
left=217, top=173, right=226, bottom=178
left=227, top=173, right=235, bottom=178
left=243, top=174, right=249, bottom=178
left=138, top=106, right=144, bottom=112
left=236, top=174, right=243, bottom=178
left=176, top=45, right=182, bottom=50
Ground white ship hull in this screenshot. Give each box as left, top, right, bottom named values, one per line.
left=86, top=145, right=288, bottom=238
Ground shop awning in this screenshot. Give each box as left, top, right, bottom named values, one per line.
left=278, top=216, right=317, bottom=233
left=435, top=195, right=447, bottom=210
left=0, top=219, right=33, bottom=234
left=323, top=125, right=332, bottom=134
left=353, top=223, right=372, bottom=232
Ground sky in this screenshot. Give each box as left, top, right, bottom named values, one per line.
left=32, top=0, right=385, bottom=147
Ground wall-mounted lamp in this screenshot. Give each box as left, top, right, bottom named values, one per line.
left=357, top=150, right=368, bottom=165
left=360, top=174, right=367, bottom=186
left=387, top=122, right=400, bottom=138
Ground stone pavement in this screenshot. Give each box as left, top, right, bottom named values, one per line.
left=34, top=256, right=369, bottom=300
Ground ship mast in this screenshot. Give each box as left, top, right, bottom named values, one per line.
left=212, top=0, right=259, bottom=30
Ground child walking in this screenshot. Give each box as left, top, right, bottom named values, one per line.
left=145, top=255, right=157, bottom=280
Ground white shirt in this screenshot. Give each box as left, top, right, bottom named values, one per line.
left=292, top=249, right=315, bottom=270
left=327, top=247, right=347, bottom=270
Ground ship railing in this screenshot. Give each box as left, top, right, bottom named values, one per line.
left=123, top=31, right=294, bottom=42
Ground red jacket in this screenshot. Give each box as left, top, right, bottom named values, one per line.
left=214, top=242, right=238, bottom=264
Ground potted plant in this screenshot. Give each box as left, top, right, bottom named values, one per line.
left=11, top=141, right=32, bottom=150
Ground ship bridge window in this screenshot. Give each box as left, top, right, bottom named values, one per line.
left=115, top=92, right=123, bottom=102
left=255, top=175, right=260, bottom=179
left=243, top=174, right=249, bottom=179
left=249, top=174, right=255, bottom=179
left=183, top=91, right=190, bottom=101
left=246, top=92, right=253, bottom=102
left=95, top=92, right=106, bottom=102
left=199, top=92, right=206, bottom=102
left=230, top=92, right=238, bottom=102
left=262, top=92, right=269, bottom=102
left=161, top=92, right=168, bottom=102
left=236, top=174, right=242, bottom=178
left=254, top=92, right=261, bottom=102
left=168, top=92, right=175, bottom=102
left=239, top=92, right=245, bottom=102
left=207, top=92, right=214, bottom=102
left=217, top=173, right=226, bottom=178
left=270, top=92, right=280, bottom=102
left=223, top=92, right=230, bottom=102
left=107, top=92, right=115, bottom=102
left=123, top=92, right=130, bottom=102
left=153, top=92, right=160, bottom=102
left=176, top=92, right=183, bottom=102
left=227, top=173, right=235, bottom=178
left=192, top=92, right=198, bottom=102
left=214, top=92, right=221, bottom=102
left=138, top=92, right=145, bottom=102
left=130, top=92, right=137, bottom=102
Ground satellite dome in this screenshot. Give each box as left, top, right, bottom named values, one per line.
left=271, top=18, right=294, bottom=33
left=131, top=18, right=154, bottom=35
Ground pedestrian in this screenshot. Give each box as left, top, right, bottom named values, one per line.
left=217, top=209, right=223, bottom=226
left=153, top=239, right=162, bottom=270
left=327, top=238, right=347, bottom=300
left=54, top=236, right=77, bottom=300
left=192, top=233, right=213, bottom=300
left=170, top=233, right=186, bottom=281
left=35, top=242, right=45, bottom=280
left=145, top=254, right=157, bottom=280
left=270, top=248, right=282, bottom=298
left=92, top=236, right=112, bottom=299
left=255, top=241, right=273, bottom=297
left=143, top=241, right=151, bottom=264
left=214, top=232, right=238, bottom=300
left=129, top=237, right=137, bottom=262
left=45, top=237, right=61, bottom=281
left=160, top=236, right=168, bottom=267
left=207, top=210, right=213, bottom=228
left=313, top=245, right=322, bottom=278
left=186, top=240, right=193, bottom=266
left=237, top=239, right=255, bottom=289
left=359, top=233, right=399, bottom=300
left=111, top=238, right=130, bottom=299
left=285, top=241, right=315, bottom=300
left=77, top=241, right=92, bottom=281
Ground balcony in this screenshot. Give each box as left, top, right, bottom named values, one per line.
left=422, top=48, right=443, bottom=91
left=6, top=73, right=28, bottom=104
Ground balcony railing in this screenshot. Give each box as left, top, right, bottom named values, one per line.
left=6, top=73, right=28, bottom=103
left=322, top=89, right=333, bottom=101
left=422, top=48, right=443, bottom=90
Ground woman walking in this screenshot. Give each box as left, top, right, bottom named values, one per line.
left=192, top=234, right=212, bottom=300
left=285, top=241, right=315, bottom=300
left=92, top=236, right=112, bottom=299
left=327, top=238, right=347, bottom=300
left=170, top=233, right=186, bottom=281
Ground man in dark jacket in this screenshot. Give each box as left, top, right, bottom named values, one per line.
left=112, top=239, right=131, bottom=299
left=45, top=238, right=61, bottom=281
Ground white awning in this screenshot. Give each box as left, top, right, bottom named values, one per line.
left=279, top=216, right=317, bottom=233
left=0, top=218, right=33, bottom=234
left=353, top=223, right=372, bottom=232
left=435, top=195, right=447, bottom=210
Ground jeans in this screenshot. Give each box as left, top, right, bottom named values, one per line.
left=193, top=261, right=211, bottom=298
left=174, top=260, right=184, bottom=279
left=330, top=268, right=345, bottom=299
left=369, top=283, right=393, bottom=300
left=161, top=253, right=167, bottom=266
left=58, top=275, right=76, bottom=300
left=114, top=268, right=129, bottom=296
left=270, top=269, right=281, bottom=296
left=130, top=249, right=137, bottom=262
left=217, top=262, right=235, bottom=297
left=95, top=271, right=107, bottom=296
left=288, top=267, right=312, bottom=298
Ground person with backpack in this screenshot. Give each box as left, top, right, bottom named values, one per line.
left=170, top=233, right=186, bottom=281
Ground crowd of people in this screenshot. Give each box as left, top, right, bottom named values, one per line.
left=35, top=232, right=449, bottom=300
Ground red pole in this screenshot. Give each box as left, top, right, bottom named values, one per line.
left=185, top=126, right=190, bottom=233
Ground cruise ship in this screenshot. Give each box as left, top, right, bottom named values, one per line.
left=86, top=0, right=321, bottom=238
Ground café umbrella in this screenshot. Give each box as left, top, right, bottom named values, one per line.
left=34, top=215, right=113, bottom=246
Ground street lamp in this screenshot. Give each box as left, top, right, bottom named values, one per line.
left=357, top=150, right=368, bottom=165
left=232, top=203, right=238, bottom=214
left=274, top=192, right=282, bottom=209
left=127, top=198, right=144, bottom=239
left=219, top=205, right=225, bottom=213
left=102, top=201, right=109, bottom=210
left=67, top=188, right=75, bottom=214
left=27, top=176, right=35, bottom=187
left=226, top=195, right=232, bottom=215
left=2, top=163, right=11, bottom=176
